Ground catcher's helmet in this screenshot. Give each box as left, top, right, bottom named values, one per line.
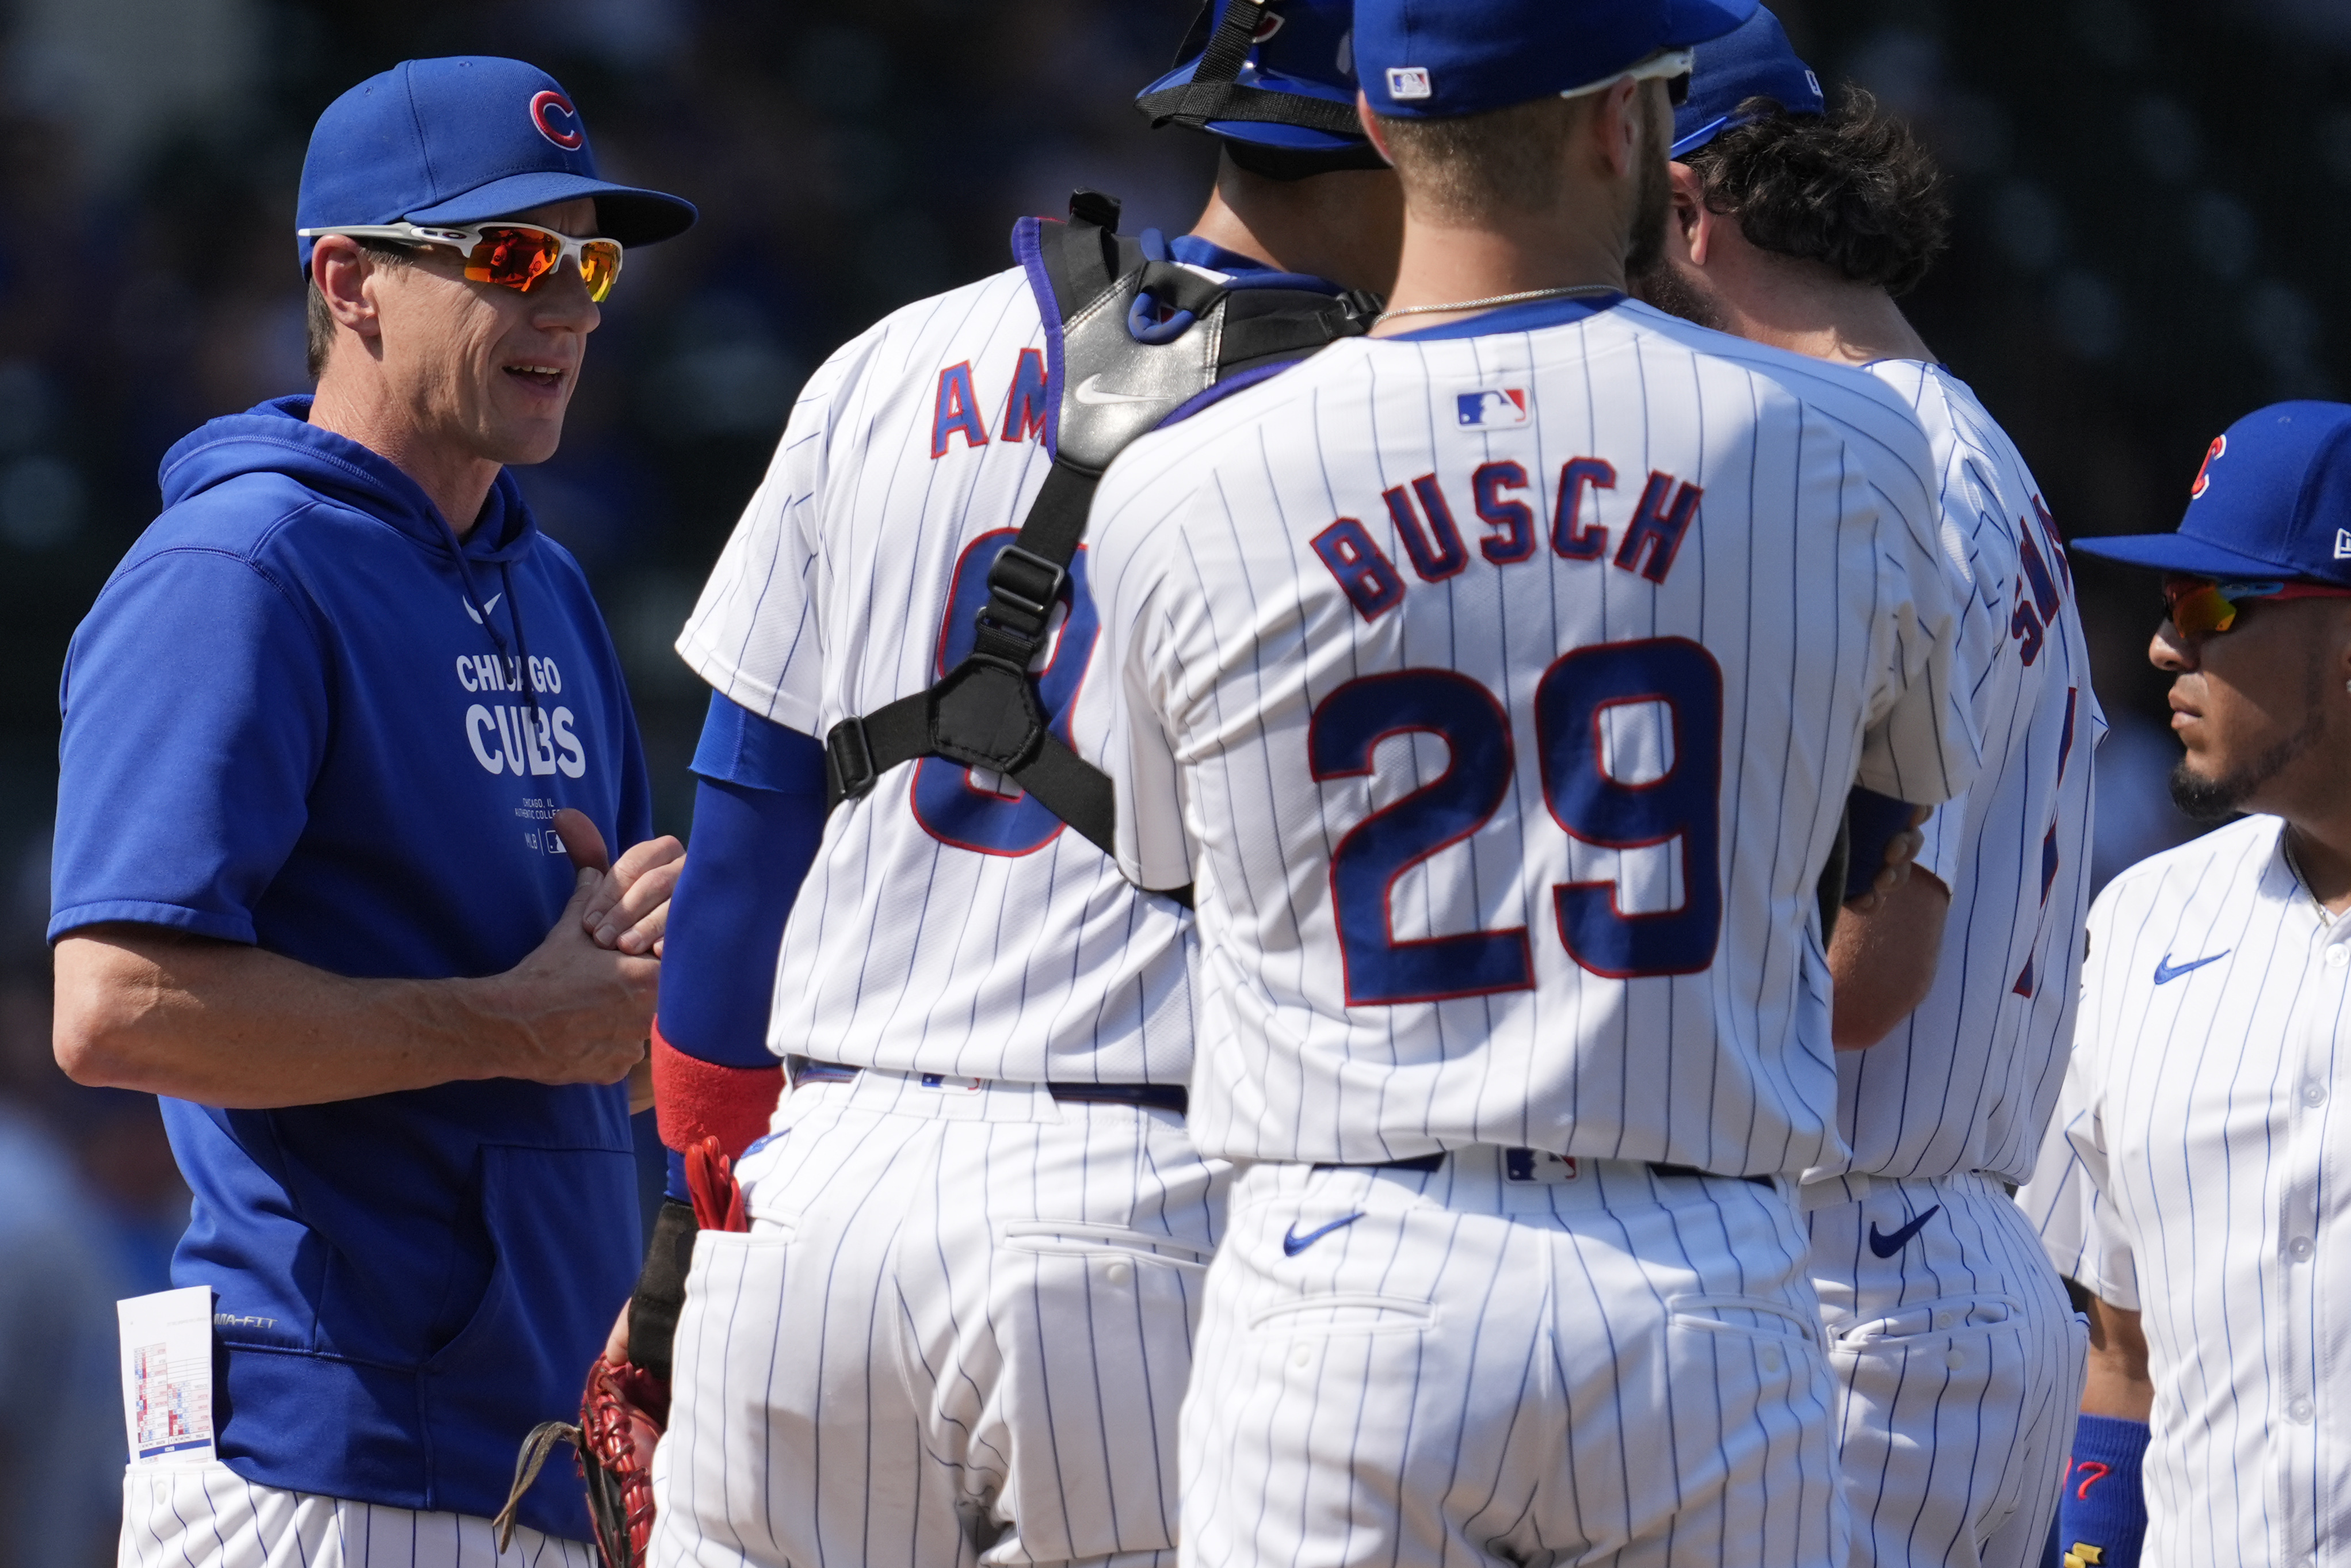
left=1137, top=0, right=1379, bottom=171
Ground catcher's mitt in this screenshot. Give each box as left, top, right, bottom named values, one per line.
left=494, top=1358, right=667, bottom=1567
left=494, top=1137, right=746, bottom=1566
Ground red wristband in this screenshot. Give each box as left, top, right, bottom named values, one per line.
left=649, top=1019, right=783, bottom=1161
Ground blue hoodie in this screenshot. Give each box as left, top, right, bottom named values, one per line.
left=52, top=397, right=651, bottom=1540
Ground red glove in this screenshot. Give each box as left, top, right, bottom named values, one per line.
left=495, top=1138, right=747, bottom=1566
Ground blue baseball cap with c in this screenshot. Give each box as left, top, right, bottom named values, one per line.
left=1358, top=0, right=1757, bottom=120
left=295, top=57, right=696, bottom=273
left=1671, top=5, right=1825, bottom=158
left=2075, top=402, right=2351, bottom=588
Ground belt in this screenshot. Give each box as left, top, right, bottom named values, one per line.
left=791, top=1059, right=1187, bottom=1116
left=1315, top=1150, right=1773, bottom=1188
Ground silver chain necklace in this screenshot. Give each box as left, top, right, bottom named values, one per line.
left=2281, top=827, right=2338, bottom=927
left=1376, top=283, right=1620, bottom=323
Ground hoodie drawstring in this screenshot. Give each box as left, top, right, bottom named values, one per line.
left=440, top=513, right=543, bottom=723
left=499, top=563, right=543, bottom=721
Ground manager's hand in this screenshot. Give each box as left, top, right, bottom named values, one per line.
left=555, top=807, right=684, bottom=957
left=490, top=858, right=666, bottom=1090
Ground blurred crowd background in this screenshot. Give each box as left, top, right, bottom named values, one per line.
left=1, top=0, right=2344, bottom=1559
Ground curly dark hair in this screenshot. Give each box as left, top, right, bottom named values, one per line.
left=1680, top=87, right=1950, bottom=296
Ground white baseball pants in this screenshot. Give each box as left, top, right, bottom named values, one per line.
left=648, top=1068, right=1226, bottom=1568
left=117, top=1461, right=593, bottom=1567
left=1180, top=1152, right=1847, bottom=1568
left=1804, top=1173, right=2088, bottom=1568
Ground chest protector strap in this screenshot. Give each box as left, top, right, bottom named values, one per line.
left=822, top=190, right=1376, bottom=867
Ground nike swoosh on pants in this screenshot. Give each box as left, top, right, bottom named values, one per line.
left=1867, top=1204, right=1941, bottom=1258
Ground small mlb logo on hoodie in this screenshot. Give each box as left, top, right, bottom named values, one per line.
left=1457, top=388, right=1528, bottom=428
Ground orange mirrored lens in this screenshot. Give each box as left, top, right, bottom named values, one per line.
left=461, top=227, right=619, bottom=302
left=2165, top=582, right=2236, bottom=635
left=464, top=227, right=561, bottom=291
left=577, top=241, right=621, bottom=302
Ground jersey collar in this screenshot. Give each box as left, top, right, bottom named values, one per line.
left=1387, top=293, right=1625, bottom=342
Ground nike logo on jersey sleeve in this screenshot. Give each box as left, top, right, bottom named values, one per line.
left=1867, top=1205, right=1941, bottom=1257
left=2153, top=951, right=2230, bottom=985
left=1281, top=1214, right=1364, bottom=1256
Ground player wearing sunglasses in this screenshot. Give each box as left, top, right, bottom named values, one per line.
left=2021, top=402, right=2351, bottom=1568
left=2160, top=574, right=2351, bottom=638
left=299, top=220, right=628, bottom=303
left=51, top=56, right=694, bottom=1568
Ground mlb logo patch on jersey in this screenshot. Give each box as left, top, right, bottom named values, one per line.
left=1503, top=1148, right=1579, bottom=1184
left=1457, top=388, right=1528, bottom=428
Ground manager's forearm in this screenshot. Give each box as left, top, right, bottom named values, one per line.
left=55, top=929, right=533, bottom=1106
left=54, top=910, right=652, bottom=1107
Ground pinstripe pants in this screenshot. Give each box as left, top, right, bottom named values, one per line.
left=648, top=1069, right=1226, bottom=1568
left=1180, top=1153, right=1848, bottom=1568
left=1805, top=1173, right=2089, bottom=1568
left=117, top=1461, right=595, bottom=1567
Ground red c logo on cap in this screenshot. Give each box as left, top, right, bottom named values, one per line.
left=530, top=90, right=585, bottom=151
left=2190, top=434, right=2226, bottom=499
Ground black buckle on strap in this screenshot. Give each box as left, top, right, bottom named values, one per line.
left=986, top=545, right=1068, bottom=630
left=826, top=716, right=877, bottom=800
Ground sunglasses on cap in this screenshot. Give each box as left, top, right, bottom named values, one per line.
left=2162, top=575, right=2351, bottom=636
left=295, top=220, right=624, bottom=303
left=1560, top=48, right=1694, bottom=108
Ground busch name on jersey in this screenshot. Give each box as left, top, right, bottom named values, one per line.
left=1087, top=296, right=1984, bottom=1173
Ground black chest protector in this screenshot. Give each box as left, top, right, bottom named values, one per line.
left=822, top=190, right=1377, bottom=866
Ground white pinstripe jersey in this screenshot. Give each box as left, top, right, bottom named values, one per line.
left=1808, top=363, right=2105, bottom=1192
left=675, top=264, right=1193, bottom=1084
left=2021, top=814, right=2351, bottom=1568
left=1087, top=296, right=1984, bottom=1170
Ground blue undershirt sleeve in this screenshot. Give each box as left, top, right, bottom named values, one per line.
left=656, top=693, right=827, bottom=1200
left=661, top=691, right=828, bottom=1067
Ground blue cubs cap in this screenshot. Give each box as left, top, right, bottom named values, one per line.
left=1671, top=5, right=1825, bottom=158
left=1358, top=0, right=1757, bottom=120
left=2075, top=402, right=2351, bottom=588
left=1138, top=0, right=1369, bottom=151
left=295, top=57, right=696, bottom=273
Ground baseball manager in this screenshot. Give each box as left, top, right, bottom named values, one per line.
left=51, top=56, right=693, bottom=1567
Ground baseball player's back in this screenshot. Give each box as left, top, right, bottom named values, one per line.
left=1097, top=295, right=1975, bottom=1169
left=646, top=8, right=1402, bottom=1562
left=1806, top=360, right=2101, bottom=1568
left=1090, top=283, right=1976, bottom=1565
left=1827, top=362, right=2100, bottom=1188
left=678, top=262, right=1193, bottom=1084
left=655, top=255, right=1205, bottom=1568
left=1633, top=26, right=2104, bottom=1559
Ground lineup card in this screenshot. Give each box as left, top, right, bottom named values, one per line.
left=118, top=1285, right=215, bottom=1464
